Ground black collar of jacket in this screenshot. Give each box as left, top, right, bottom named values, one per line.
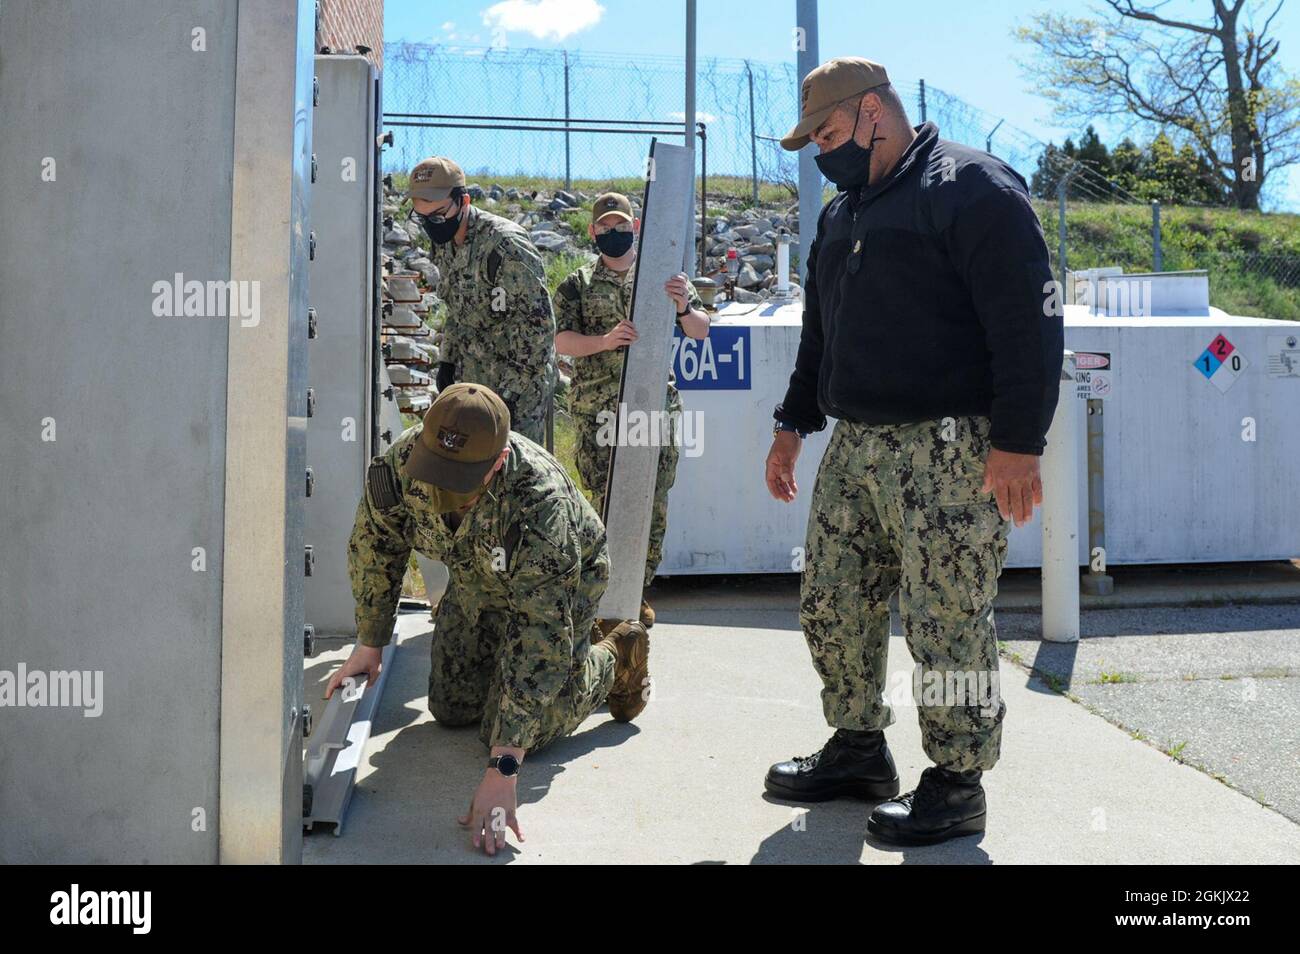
left=845, top=121, right=939, bottom=207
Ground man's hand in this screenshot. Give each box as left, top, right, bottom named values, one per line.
left=664, top=272, right=693, bottom=312
left=601, top=319, right=638, bottom=351
left=981, top=448, right=1043, bottom=527
left=459, top=766, right=524, bottom=856
left=324, top=643, right=383, bottom=700
left=765, top=430, right=802, bottom=502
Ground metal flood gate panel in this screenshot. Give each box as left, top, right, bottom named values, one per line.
left=0, top=0, right=315, bottom=863
left=597, top=141, right=693, bottom=620
left=305, top=54, right=379, bottom=637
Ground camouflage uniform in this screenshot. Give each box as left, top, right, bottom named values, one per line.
left=553, top=259, right=703, bottom=587
left=801, top=414, right=1010, bottom=773
left=429, top=205, right=558, bottom=443
left=347, top=429, right=614, bottom=751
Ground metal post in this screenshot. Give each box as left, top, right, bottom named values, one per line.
left=796, top=0, right=820, bottom=286
left=776, top=231, right=791, bottom=293
left=1152, top=199, right=1162, bottom=272
left=563, top=50, right=572, bottom=192
left=1081, top=398, right=1114, bottom=596
left=699, top=123, right=707, bottom=270
left=918, top=78, right=926, bottom=123
left=1042, top=352, right=1081, bottom=642
left=1057, top=178, right=1068, bottom=291
left=747, top=61, right=759, bottom=205
left=986, top=118, right=1003, bottom=155
left=684, top=0, right=697, bottom=275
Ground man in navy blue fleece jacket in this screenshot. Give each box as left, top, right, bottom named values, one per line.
left=761, top=58, right=1064, bottom=847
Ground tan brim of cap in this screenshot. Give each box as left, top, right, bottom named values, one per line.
left=403, top=438, right=495, bottom=493
left=406, top=184, right=454, bottom=201
left=595, top=210, right=633, bottom=222
left=780, top=101, right=838, bottom=151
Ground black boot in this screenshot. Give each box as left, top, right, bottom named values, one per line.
left=866, top=766, right=986, bottom=845
left=764, top=729, right=899, bottom=802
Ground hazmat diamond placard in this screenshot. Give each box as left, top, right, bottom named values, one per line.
left=1193, top=334, right=1248, bottom=393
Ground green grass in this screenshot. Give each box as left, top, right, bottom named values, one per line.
left=543, top=249, right=594, bottom=296
left=552, top=408, right=581, bottom=489
left=1097, top=671, right=1138, bottom=685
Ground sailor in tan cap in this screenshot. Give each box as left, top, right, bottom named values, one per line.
left=406, top=156, right=558, bottom=446
left=552, top=191, right=711, bottom=630
left=763, top=57, right=1063, bottom=847
left=330, top=382, right=650, bottom=856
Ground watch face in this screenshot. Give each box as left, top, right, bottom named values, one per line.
left=495, top=755, right=520, bottom=777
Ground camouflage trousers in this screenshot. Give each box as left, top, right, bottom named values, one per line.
left=427, top=587, right=616, bottom=752
left=574, top=387, right=682, bottom=588
left=801, top=415, right=1010, bottom=773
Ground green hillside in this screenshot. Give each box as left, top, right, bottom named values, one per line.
left=1034, top=202, right=1300, bottom=321
left=391, top=172, right=1300, bottom=321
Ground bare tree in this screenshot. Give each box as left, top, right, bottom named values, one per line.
left=1017, top=0, right=1300, bottom=209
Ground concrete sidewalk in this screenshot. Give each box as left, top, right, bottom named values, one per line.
left=303, top=581, right=1300, bottom=865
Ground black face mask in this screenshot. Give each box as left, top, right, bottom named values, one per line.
left=416, top=201, right=464, bottom=245
left=814, top=108, right=885, bottom=190
left=594, top=229, right=635, bottom=258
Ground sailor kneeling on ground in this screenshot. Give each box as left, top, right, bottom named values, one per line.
left=326, top=382, right=648, bottom=855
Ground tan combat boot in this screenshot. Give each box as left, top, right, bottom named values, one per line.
left=596, top=621, right=650, bottom=722
left=639, top=598, right=655, bottom=628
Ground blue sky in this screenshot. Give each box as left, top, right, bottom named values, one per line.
left=384, top=0, right=1300, bottom=210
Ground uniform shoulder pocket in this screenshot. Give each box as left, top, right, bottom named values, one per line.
left=557, top=274, right=580, bottom=301
left=366, top=456, right=403, bottom=510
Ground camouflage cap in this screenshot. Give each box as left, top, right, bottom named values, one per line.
left=781, top=57, right=890, bottom=151
left=407, top=156, right=466, bottom=201
left=591, top=192, right=634, bottom=223
left=404, top=383, right=510, bottom=492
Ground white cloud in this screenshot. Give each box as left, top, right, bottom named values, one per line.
left=481, top=0, right=604, bottom=42
left=441, top=21, right=455, bottom=30
left=669, top=110, right=718, bottom=124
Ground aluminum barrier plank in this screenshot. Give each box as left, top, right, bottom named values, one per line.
left=597, top=140, right=693, bottom=620
left=302, top=640, right=397, bottom=835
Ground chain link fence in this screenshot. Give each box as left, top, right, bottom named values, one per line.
left=382, top=41, right=1300, bottom=320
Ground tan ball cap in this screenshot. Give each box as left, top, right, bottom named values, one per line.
left=406, top=156, right=466, bottom=201
left=403, top=383, right=511, bottom=492
left=592, top=192, right=634, bottom=222
left=781, top=57, right=890, bottom=151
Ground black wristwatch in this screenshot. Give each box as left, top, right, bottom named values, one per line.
left=488, top=754, right=521, bottom=778
left=676, top=304, right=690, bottom=317
left=773, top=420, right=809, bottom=440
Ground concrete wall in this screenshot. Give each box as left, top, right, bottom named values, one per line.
left=0, top=0, right=314, bottom=863
left=305, top=55, right=378, bottom=636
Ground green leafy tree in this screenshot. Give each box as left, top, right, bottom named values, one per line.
left=1017, top=1, right=1300, bottom=210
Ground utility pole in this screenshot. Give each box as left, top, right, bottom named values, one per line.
left=796, top=0, right=819, bottom=284
left=747, top=61, right=759, bottom=205
left=563, top=50, right=572, bottom=192
left=684, top=0, right=697, bottom=275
